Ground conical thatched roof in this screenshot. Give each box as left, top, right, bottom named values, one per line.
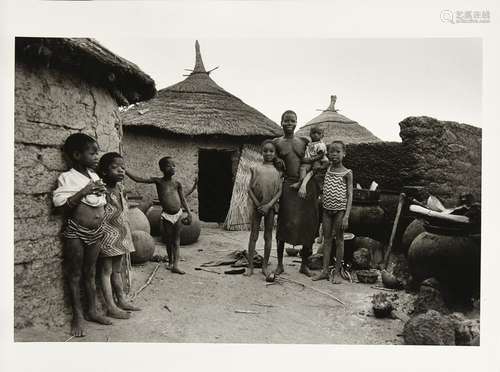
left=121, top=41, right=282, bottom=139
left=15, top=37, right=156, bottom=105
left=296, top=95, right=381, bottom=144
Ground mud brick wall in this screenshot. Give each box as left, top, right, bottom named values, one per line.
left=122, top=128, right=249, bottom=216
left=399, top=116, right=481, bottom=207
left=344, top=142, right=410, bottom=191
left=14, top=62, right=121, bottom=328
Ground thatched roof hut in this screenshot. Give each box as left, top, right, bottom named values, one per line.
left=16, top=37, right=156, bottom=106
left=296, top=95, right=381, bottom=144
left=121, top=41, right=281, bottom=139
left=121, top=41, right=282, bottom=228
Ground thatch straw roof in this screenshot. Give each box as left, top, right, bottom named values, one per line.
left=121, top=41, right=282, bottom=139
left=296, top=95, right=381, bottom=144
left=15, top=37, right=156, bottom=105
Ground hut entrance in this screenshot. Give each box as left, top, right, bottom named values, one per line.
left=198, top=149, right=235, bottom=222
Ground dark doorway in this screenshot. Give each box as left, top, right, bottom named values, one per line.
left=198, top=149, right=235, bottom=222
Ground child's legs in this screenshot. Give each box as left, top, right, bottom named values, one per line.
left=321, top=211, right=335, bottom=272
left=167, top=220, right=184, bottom=274
left=100, top=256, right=129, bottom=318
left=64, top=238, right=85, bottom=323
left=82, top=242, right=110, bottom=324
left=262, top=209, right=275, bottom=268
left=111, top=255, right=141, bottom=311
left=332, top=211, right=346, bottom=275
left=161, top=219, right=174, bottom=264
left=247, top=211, right=261, bottom=270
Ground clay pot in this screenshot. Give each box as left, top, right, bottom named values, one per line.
left=145, top=201, right=162, bottom=237
left=158, top=212, right=202, bottom=246
left=401, top=219, right=425, bottom=255
left=408, top=223, right=480, bottom=301
left=127, top=203, right=151, bottom=234
left=180, top=213, right=201, bottom=245
left=349, top=190, right=385, bottom=240
left=130, top=231, right=156, bottom=265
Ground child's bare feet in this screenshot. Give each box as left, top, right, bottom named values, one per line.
left=107, top=308, right=131, bottom=319
left=117, top=300, right=141, bottom=311
left=261, top=265, right=270, bottom=278
left=274, top=264, right=284, bottom=275
left=299, top=264, right=312, bottom=277
left=311, top=271, right=329, bottom=281
left=289, top=182, right=301, bottom=190
left=244, top=268, right=254, bottom=276
left=71, top=317, right=85, bottom=337
left=87, top=312, right=112, bottom=325
left=171, top=266, right=185, bottom=274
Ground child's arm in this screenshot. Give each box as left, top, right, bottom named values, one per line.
left=125, top=169, right=156, bottom=184
left=343, top=170, right=354, bottom=230
left=247, top=168, right=260, bottom=208
left=177, top=182, right=193, bottom=224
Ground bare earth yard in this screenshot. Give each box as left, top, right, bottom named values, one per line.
left=15, top=225, right=414, bottom=344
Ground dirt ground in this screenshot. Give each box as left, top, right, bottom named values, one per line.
left=16, top=225, right=416, bottom=344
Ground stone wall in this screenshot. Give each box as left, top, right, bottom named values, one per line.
left=344, top=142, right=410, bottom=191
left=122, top=128, right=251, bottom=216
left=14, top=62, right=121, bottom=328
left=399, top=116, right=481, bottom=207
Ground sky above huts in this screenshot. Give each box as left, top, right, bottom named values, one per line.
left=98, top=38, right=481, bottom=142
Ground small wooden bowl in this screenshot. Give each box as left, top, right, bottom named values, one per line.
left=356, top=269, right=379, bottom=284
left=285, top=247, right=300, bottom=257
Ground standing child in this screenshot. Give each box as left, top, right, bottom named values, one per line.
left=53, top=133, right=110, bottom=337
left=291, top=126, right=329, bottom=197
left=126, top=157, right=192, bottom=274
left=312, top=141, right=353, bottom=283
left=97, top=152, right=141, bottom=319
left=244, top=140, right=283, bottom=278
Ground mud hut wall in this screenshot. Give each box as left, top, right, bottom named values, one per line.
left=14, top=63, right=121, bottom=329
left=344, top=142, right=410, bottom=191
left=399, top=117, right=481, bottom=206
left=122, top=129, right=251, bottom=215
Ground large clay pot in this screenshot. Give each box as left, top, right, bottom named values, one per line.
left=400, top=218, right=425, bottom=255
left=408, top=223, right=480, bottom=301
left=348, top=190, right=385, bottom=240
left=130, top=230, right=156, bottom=264
left=127, top=201, right=151, bottom=234
left=159, top=212, right=202, bottom=246
left=145, top=200, right=162, bottom=237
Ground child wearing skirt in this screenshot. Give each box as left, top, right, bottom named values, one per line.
left=97, top=152, right=141, bottom=318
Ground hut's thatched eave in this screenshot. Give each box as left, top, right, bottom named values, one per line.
left=15, top=37, right=156, bottom=106
left=297, top=95, right=381, bottom=144
left=121, top=41, right=282, bottom=139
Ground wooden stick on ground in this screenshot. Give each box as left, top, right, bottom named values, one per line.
left=251, top=302, right=275, bottom=308
left=132, top=262, right=161, bottom=299
left=384, top=193, right=406, bottom=270
left=235, top=310, right=260, bottom=314
left=279, top=277, right=345, bottom=306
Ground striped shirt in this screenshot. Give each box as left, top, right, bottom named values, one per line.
left=323, top=168, right=351, bottom=211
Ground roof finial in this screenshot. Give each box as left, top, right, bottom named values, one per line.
left=192, top=40, right=207, bottom=74
left=326, top=95, right=338, bottom=112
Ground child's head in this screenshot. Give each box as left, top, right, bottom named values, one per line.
left=261, top=139, right=277, bottom=162
left=97, top=152, right=125, bottom=183
left=62, top=133, right=99, bottom=169
left=327, top=140, right=346, bottom=163
left=158, top=156, right=175, bottom=176
left=309, top=126, right=324, bottom=142
left=280, top=110, right=297, bottom=135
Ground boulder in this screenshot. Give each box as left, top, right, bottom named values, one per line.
left=448, top=312, right=480, bottom=346
left=403, top=310, right=456, bottom=345
left=412, top=278, right=449, bottom=315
